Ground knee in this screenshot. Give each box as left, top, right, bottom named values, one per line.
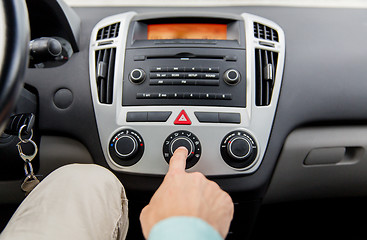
left=44, top=164, right=123, bottom=194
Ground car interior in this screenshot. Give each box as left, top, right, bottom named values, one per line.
left=1, top=0, right=367, bottom=239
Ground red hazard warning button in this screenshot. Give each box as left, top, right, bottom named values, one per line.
left=174, top=110, right=191, bottom=125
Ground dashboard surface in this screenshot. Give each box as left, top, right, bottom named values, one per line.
left=2, top=3, right=367, bottom=239
left=21, top=6, right=367, bottom=195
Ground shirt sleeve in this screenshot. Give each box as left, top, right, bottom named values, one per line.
left=148, top=216, right=223, bottom=240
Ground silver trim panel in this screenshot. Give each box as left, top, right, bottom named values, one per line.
left=89, top=12, right=285, bottom=176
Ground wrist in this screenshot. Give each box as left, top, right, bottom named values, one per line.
left=148, top=216, right=223, bottom=240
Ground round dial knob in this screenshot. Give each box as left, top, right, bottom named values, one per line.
left=115, top=135, right=138, bottom=159
left=223, top=69, right=240, bottom=85
left=109, top=129, right=144, bottom=167
left=163, top=130, right=201, bottom=169
left=129, top=68, right=146, bottom=84
left=220, top=131, right=258, bottom=169
left=227, top=136, right=253, bottom=160
left=170, top=137, right=195, bottom=159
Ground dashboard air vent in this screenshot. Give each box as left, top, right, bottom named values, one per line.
left=96, top=22, right=121, bottom=40
left=253, top=22, right=279, bottom=42
left=255, top=49, right=278, bottom=106
left=95, top=48, right=116, bottom=104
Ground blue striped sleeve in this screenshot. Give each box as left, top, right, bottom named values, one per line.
left=148, top=216, right=223, bottom=240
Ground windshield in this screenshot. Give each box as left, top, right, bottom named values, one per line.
left=64, top=0, right=367, bottom=8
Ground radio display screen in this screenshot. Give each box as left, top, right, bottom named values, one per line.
left=147, top=23, right=227, bottom=40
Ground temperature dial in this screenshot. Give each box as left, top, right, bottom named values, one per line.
left=109, top=129, right=144, bottom=167
left=163, top=130, right=201, bottom=169
left=220, top=131, right=258, bottom=169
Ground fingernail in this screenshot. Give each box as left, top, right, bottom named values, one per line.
left=177, top=146, right=188, bottom=152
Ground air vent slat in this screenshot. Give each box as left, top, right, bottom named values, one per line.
left=255, top=49, right=263, bottom=106
left=96, top=22, right=120, bottom=40
left=255, top=49, right=278, bottom=106
left=103, top=25, right=111, bottom=39
left=106, top=48, right=116, bottom=104
left=253, top=22, right=279, bottom=42
left=95, top=48, right=116, bottom=104
left=254, top=23, right=259, bottom=38
left=263, top=51, right=270, bottom=105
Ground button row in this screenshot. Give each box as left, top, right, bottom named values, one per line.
left=150, top=79, right=219, bottom=86
left=136, top=93, right=232, bottom=100
left=194, top=112, right=241, bottom=124
left=150, top=73, right=219, bottom=79
left=126, top=111, right=241, bottom=124
left=126, top=111, right=172, bottom=122
left=150, top=67, right=219, bottom=73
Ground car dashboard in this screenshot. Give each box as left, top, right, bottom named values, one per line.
left=2, top=1, right=367, bottom=239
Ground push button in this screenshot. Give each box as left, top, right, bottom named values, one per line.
left=203, top=73, right=219, bottom=79
left=174, top=110, right=191, bottom=125
left=150, top=80, right=172, bottom=85
left=185, top=73, right=202, bottom=79
left=199, top=93, right=216, bottom=99
left=147, top=112, right=172, bottom=122
left=126, top=112, right=148, bottom=122
left=150, top=67, right=167, bottom=72
left=150, top=73, right=167, bottom=78
left=216, top=94, right=232, bottom=100
left=219, top=113, right=241, bottom=124
left=167, top=67, right=184, bottom=72
left=184, top=93, right=200, bottom=99
left=127, top=111, right=172, bottom=122
left=184, top=67, right=202, bottom=72
left=167, top=73, right=184, bottom=78
left=202, top=67, right=219, bottom=72
left=194, top=112, right=240, bottom=123
left=194, top=112, right=219, bottom=123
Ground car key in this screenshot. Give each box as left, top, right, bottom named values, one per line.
left=16, top=124, right=40, bottom=195
left=21, top=173, right=40, bottom=196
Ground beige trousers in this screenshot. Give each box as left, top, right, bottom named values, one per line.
left=0, top=164, right=129, bottom=240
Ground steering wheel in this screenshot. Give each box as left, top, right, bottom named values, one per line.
left=0, top=0, right=30, bottom=130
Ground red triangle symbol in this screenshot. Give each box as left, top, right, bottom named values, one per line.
left=174, top=110, right=191, bottom=125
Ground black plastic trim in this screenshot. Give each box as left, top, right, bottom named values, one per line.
left=0, top=0, right=30, bottom=127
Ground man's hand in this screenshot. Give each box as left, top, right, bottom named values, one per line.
left=140, top=147, right=234, bottom=239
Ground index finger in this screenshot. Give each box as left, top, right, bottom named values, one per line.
left=168, top=146, right=188, bottom=173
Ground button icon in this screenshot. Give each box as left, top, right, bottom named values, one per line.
left=174, top=110, right=191, bottom=125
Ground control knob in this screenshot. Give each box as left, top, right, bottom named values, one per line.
left=223, top=69, right=240, bottom=85
left=129, top=68, right=146, bottom=84
left=163, top=130, right=201, bottom=169
left=169, top=136, right=195, bottom=159
left=114, top=134, right=138, bottom=159
left=109, top=129, right=144, bottom=166
left=227, top=136, right=253, bottom=160
left=220, top=131, right=258, bottom=169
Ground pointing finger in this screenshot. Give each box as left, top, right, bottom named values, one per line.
left=168, top=146, right=188, bottom=173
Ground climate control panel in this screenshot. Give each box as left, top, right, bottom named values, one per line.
left=108, top=128, right=259, bottom=171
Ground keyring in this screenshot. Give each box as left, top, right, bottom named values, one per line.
left=18, top=124, right=33, bottom=143
left=16, top=139, right=38, bottom=162
left=24, top=161, right=34, bottom=176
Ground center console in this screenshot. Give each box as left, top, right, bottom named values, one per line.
left=89, top=11, right=285, bottom=176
